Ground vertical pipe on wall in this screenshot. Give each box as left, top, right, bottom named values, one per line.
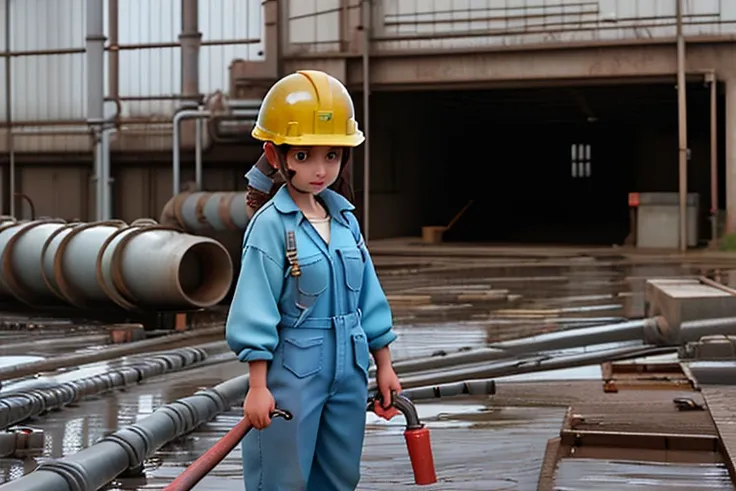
left=86, top=0, right=106, bottom=221
left=676, top=0, right=688, bottom=251
left=105, top=0, right=119, bottom=220
left=108, top=0, right=119, bottom=101
left=102, top=129, right=114, bottom=219
left=180, top=0, right=200, bottom=101
left=195, top=118, right=203, bottom=190
left=179, top=0, right=201, bottom=194
left=708, top=71, right=718, bottom=246
left=5, top=0, right=13, bottom=217
left=361, top=0, right=371, bottom=241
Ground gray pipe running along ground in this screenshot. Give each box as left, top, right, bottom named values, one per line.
left=0, top=334, right=111, bottom=355
left=382, top=315, right=736, bottom=379
left=0, top=325, right=225, bottom=383
left=373, top=318, right=660, bottom=378
left=0, top=347, right=207, bottom=431
left=0, top=372, right=251, bottom=491
left=371, top=343, right=676, bottom=392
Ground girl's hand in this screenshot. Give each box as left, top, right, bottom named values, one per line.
left=376, top=364, right=402, bottom=411
left=243, top=387, right=276, bottom=429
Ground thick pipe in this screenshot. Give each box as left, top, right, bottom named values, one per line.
left=0, top=218, right=233, bottom=311
left=362, top=0, right=371, bottom=240
left=0, top=347, right=207, bottom=431
left=86, top=0, right=106, bottom=222
left=676, top=0, right=688, bottom=251
left=172, top=110, right=211, bottom=196
left=4, top=0, right=13, bottom=218
left=41, top=220, right=126, bottom=308
left=0, top=219, right=68, bottom=306
left=164, top=191, right=249, bottom=232
left=97, top=221, right=233, bottom=310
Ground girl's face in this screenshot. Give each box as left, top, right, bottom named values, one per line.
left=284, top=146, right=343, bottom=194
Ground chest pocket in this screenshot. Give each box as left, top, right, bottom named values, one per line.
left=292, top=252, right=329, bottom=309
left=338, top=248, right=364, bottom=291
left=338, top=247, right=365, bottom=311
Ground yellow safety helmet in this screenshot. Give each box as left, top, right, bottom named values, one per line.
left=251, top=70, right=365, bottom=148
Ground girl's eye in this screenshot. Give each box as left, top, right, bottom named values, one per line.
left=294, top=151, right=308, bottom=162
left=326, top=151, right=338, bottom=161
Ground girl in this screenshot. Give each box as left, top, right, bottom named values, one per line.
left=225, top=69, right=402, bottom=491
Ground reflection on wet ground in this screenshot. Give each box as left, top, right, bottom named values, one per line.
left=555, top=458, right=733, bottom=491
left=1, top=256, right=735, bottom=489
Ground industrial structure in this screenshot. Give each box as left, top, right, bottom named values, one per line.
left=0, top=0, right=732, bottom=249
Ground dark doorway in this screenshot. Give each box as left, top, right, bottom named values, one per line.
left=366, top=82, right=715, bottom=245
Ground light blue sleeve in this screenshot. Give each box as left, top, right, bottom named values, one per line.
left=225, top=211, right=285, bottom=362
left=348, top=214, right=397, bottom=351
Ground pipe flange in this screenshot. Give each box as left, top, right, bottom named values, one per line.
left=35, top=459, right=90, bottom=491
left=194, top=388, right=229, bottom=413
left=51, top=219, right=127, bottom=309
left=95, top=224, right=144, bottom=311
left=172, top=399, right=207, bottom=429
left=157, top=405, right=188, bottom=436
left=39, top=221, right=86, bottom=302
left=171, top=192, right=194, bottom=230
left=101, top=425, right=151, bottom=469
left=217, top=192, right=240, bottom=231
left=1, top=219, right=67, bottom=307
left=646, top=315, right=673, bottom=345
left=107, top=223, right=185, bottom=310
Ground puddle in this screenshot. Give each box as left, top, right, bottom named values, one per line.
left=555, top=458, right=733, bottom=490
left=0, top=355, right=44, bottom=370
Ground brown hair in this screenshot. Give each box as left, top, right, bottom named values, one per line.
left=245, top=150, right=354, bottom=215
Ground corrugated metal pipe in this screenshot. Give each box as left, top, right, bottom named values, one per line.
left=0, top=347, right=207, bottom=431
left=161, top=191, right=249, bottom=233
left=0, top=217, right=233, bottom=311
left=0, top=372, right=252, bottom=491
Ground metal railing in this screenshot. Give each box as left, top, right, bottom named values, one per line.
left=284, top=0, right=736, bottom=55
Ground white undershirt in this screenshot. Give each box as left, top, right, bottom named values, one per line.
left=308, top=216, right=331, bottom=244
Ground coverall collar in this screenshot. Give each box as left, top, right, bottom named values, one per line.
left=272, top=184, right=355, bottom=228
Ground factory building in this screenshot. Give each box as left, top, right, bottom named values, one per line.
left=1, top=0, right=734, bottom=249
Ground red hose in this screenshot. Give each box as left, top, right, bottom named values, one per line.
left=164, top=409, right=292, bottom=491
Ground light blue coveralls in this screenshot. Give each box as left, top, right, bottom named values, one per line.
left=226, top=181, right=397, bottom=491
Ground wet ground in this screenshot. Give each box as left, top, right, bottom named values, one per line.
left=1, top=254, right=736, bottom=489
